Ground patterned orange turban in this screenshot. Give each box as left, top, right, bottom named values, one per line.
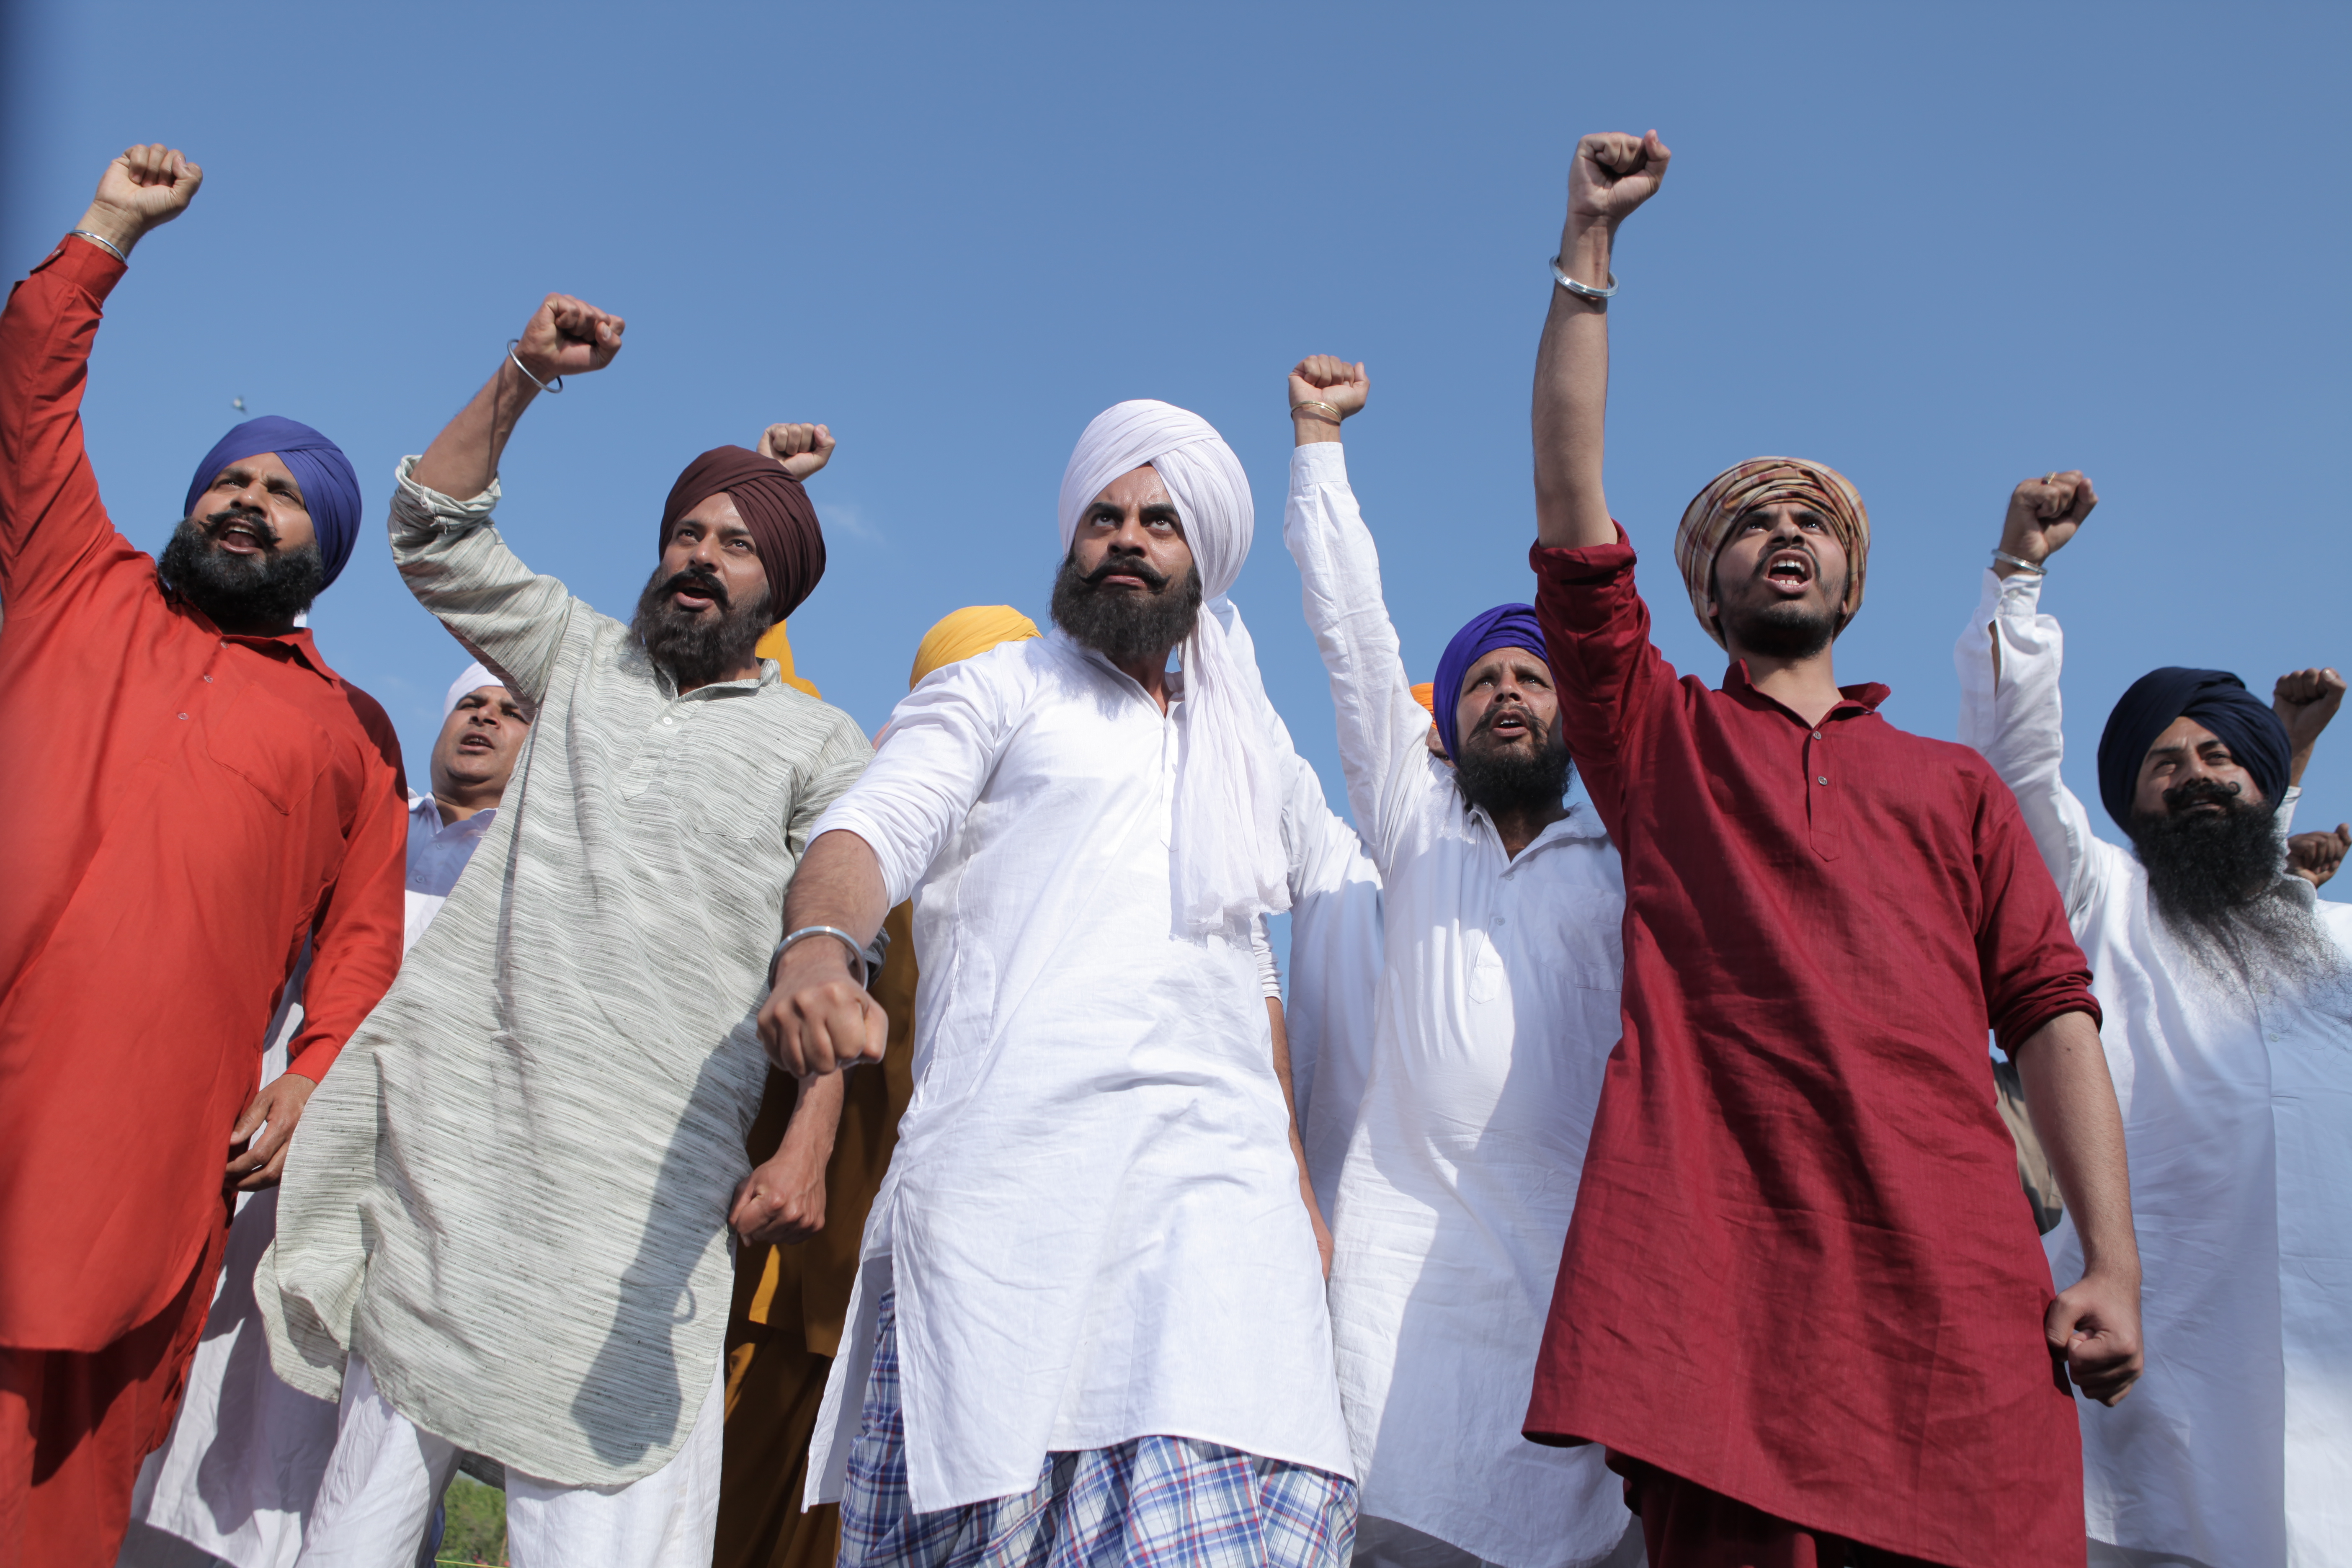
left=1672, top=456, right=1870, bottom=648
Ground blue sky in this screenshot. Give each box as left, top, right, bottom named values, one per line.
left=8, top=1, right=2348, bottom=852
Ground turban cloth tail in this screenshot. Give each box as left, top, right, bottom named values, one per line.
left=660, top=447, right=827, bottom=626
left=184, top=416, right=363, bottom=589
left=1058, top=400, right=1291, bottom=939
left=1672, top=456, right=1871, bottom=649
left=1432, top=604, right=1548, bottom=761
left=2095, top=667, right=2291, bottom=831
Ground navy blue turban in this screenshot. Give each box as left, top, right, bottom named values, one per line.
left=183, top=416, right=363, bottom=589
left=1432, top=603, right=1549, bottom=761
left=2095, top=666, right=2291, bottom=830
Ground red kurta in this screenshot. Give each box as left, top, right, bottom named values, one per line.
left=1525, top=531, right=2097, bottom=1568
left=0, top=237, right=408, bottom=1353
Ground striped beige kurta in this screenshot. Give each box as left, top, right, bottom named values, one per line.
left=258, top=459, right=871, bottom=1485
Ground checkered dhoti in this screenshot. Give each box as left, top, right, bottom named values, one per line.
left=840, top=1292, right=1357, bottom=1568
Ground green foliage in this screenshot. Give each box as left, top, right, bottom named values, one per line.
left=436, top=1474, right=507, bottom=1566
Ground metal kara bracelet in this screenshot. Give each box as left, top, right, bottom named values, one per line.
left=778, top=924, right=870, bottom=987
left=506, top=339, right=564, bottom=395
left=1991, top=549, right=2046, bottom=575
left=70, top=229, right=129, bottom=264
left=1290, top=400, right=1345, bottom=424
left=1550, top=256, right=1618, bottom=300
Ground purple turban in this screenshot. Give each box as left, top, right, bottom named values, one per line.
left=1432, top=603, right=1549, bottom=761
left=183, top=417, right=362, bottom=589
left=658, top=447, right=826, bottom=624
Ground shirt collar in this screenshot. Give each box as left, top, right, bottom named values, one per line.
left=1720, top=659, right=1890, bottom=723
left=164, top=578, right=340, bottom=682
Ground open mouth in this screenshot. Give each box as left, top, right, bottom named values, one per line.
left=1481, top=708, right=1534, bottom=743
left=456, top=733, right=494, bottom=753
left=1764, top=549, right=1814, bottom=590
left=208, top=517, right=273, bottom=555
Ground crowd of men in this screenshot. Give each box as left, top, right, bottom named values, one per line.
left=2, top=131, right=2346, bottom=1568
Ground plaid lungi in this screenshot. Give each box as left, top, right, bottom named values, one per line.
left=840, top=1292, right=1357, bottom=1568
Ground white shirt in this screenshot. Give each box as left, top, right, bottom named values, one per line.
left=804, top=629, right=1352, bottom=1513
left=403, top=792, right=497, bottom=951
left=1285, top=444, right=1631, bottom=1568
left=1957, top=569, right=2352, bottom=1568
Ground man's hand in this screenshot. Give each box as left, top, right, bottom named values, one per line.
left=729, top=1140, right=828, bottom=1246
left=2274, top=668, right=2345, bottom=786
left=1288, top=357, right=1369, bottom=420
left=1996, top=470, right=2098, bottom=575
left=2046, top=1267, right=2143, bottom=1406
left=1568, top=131, right=1671, bottom=233
left=758, top=423, right=837, bottom=481
left=76, top=144, right=203, bottom=258
left=225, top=1072, right=316, bottom=1191
left=758, top=940, right=887, bottom=1075
left=513, top=294, right=624, bottom=384
left=2289, top=825, right=2349, bottom=888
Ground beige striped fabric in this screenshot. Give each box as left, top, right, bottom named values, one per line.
left=258, top=459, right=871, bottom=1486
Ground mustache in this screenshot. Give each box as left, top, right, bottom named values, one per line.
left=1081, top=552, right=1170, bottom=592
left=201, top=505, right=280, bottom=551
left=1472, top=701, right=1545, bottom=743
left=655, top=565, right=729, bottom=609
left=2164, top=776, right=2245, bottom=813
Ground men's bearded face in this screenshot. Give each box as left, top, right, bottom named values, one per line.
left=157, top=505, right=325, bottom=632
left=630, top=560, right=772, bottom=691
left=2129, top=779, right=2346, bottom=996
left=1051, top=467, right=1203, bottom=665
left=1449, top=646, right=1574, bottom=819
left=1707, top=503, right=1852, bottom=661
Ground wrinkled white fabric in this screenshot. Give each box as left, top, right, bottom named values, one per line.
left=1957, top=569, right=2352, bottom=1568
left=1057, top=400, right=1289, bottom=938
left=441, top=660, right=499, bottom=718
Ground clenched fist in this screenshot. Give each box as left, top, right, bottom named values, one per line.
left=2274, top=667, right=2346, bottom=767
left=513, top=294, right=625, bottom=384
left=76, top=143, right=203, bottom=258
left=758, top=423, right=837, bottom=481
left=1569, top=131, right=1671, bottom=232
left=2288, top=825, right=2349, bottom=890
left=1289, top=356, right=1369, bottom=423
left=1996, top=471, right=2099, bottom=574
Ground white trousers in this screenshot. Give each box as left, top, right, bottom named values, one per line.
left=294, top=1354, right=725, bottom=1568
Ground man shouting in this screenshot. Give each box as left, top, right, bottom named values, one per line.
left=764, top=401, right=1355, bottom=1568
left=1522, top=130, right=2141, bottom=1568
left=1957, top=472, right=2352, bottom=1568
left=0, top=145, right=405, bottom=1568
left=260, top=293, right=870, bottom=1568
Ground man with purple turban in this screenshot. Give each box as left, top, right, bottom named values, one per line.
left=256, top=292, right=871, bottom=1567
left=760, top=400, right=1355, bottom=1568
left=1957, top=473, right=2352, bottom=1568
left=1277, top=356, right=1639, bottom=1568
left=0, top=145, right=408, bottom=1568
left=1519, top=131, right=2142, bottom=1568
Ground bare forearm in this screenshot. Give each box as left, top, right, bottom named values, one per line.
left=777, top=1067, right=845, bottom=1166
left=781, top=830, right=892, bottom=952
left=2017, top=1011, right=2139, bottom=1282
left=412, top=358, right=543, bottom=503
left=1532, top=221, right=1617, bottom=549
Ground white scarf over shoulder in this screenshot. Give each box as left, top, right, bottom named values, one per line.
left=1057, top=400, right=1290, bottom=939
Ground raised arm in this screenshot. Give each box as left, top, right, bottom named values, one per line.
left=411, top=293, right=624, bottom=503
left=2272, top=666, right=2344, bottom=793
left=1532, top=131, right=1669, bottom=550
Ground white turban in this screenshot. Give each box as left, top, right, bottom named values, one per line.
left=442, top=660, right=500, bottom=719
left=1057, top=400, right=1290, bottom=939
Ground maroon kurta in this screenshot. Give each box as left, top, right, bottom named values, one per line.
left=0, top=237, right=408, bottom=1354
left=1525, top=530, right=2096, bottom=1568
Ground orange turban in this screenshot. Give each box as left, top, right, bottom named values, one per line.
left=910, top=606, right=1039, bottom=691
left=1409, top=682, right=1436, bottom=716
left=1672, top=456, right=1870, bottom=649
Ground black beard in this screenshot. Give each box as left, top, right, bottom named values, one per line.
left=2125, top=782, right=2351, bottom=1001
left=1050, top=549, right=1203, bottom=665
left=1454, top=713, right=1574, bottom=819
left=1711, top=560, right=1846, bottom=660
left=158, top=512, right=323, bottom=632
left=630, top=565, right=771, bottom=689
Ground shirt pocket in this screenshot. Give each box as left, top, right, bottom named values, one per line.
left=204, top=681, right=331, bottom=815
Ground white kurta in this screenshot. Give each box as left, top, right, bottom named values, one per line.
left=1284, top=444, right=1631, bottom=1568
left=1956, top=569, right=2352, bottom=1568
left=125, top=795, right=497, bottom=1568
left=803, top=629, right=1353, bottom=1514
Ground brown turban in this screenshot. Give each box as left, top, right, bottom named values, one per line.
left=1671, top=456, right=1870, bottom=649
left=658, top=446, right=826, bottom=624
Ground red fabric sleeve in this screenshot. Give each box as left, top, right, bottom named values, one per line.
left=0, top=237, right=129, bottom=612
left=1970, top=766, right=2102, bottom=1054
left=1529, top=526, right=1675, bottom=843
left=284, top=692, right=409, bottom=1083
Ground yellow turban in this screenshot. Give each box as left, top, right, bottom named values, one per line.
left=1672, top=456, right=1870, bottom=649
left=910, top=606, right=1040, bottom=691
left=754, top=620, right=823, bottom=699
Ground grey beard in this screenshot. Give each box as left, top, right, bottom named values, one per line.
left=2132, top=802, right=2352, bottom=1010
left=1050, top=552, right=1202, bottom=666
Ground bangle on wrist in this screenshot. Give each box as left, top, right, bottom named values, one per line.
left=69, top=229, right=129, bottom=264
left=506, top=340, right=563, bottom=395
left=1550, top=256, right=1617, bottom=300
left=776, top=924, right=869, bottom=988
left=1991, top=549, right=2045, bottom=576
left=1289, top=400, right=1344, bottom=425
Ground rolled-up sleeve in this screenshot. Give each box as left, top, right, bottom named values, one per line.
left=387, top=457, right=575, bottom=707
left=1972, top=773, right=2102, bottom=1055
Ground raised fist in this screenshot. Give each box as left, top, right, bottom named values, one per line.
left=2288, top=825, right=2349, bottom=890
left=1569, top=131, right=1671, bottom=230
left=1289, top=356, right=1369, bottom=422
left=1998, top=471, right=2098, bottom=571
left=79, top=144, right=203, bottom=253
left=758, top=423, right=836, bottom=481
left=2273, top=667, right=2346, bottom=756
left=513, top=294, right=624, bottom=383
